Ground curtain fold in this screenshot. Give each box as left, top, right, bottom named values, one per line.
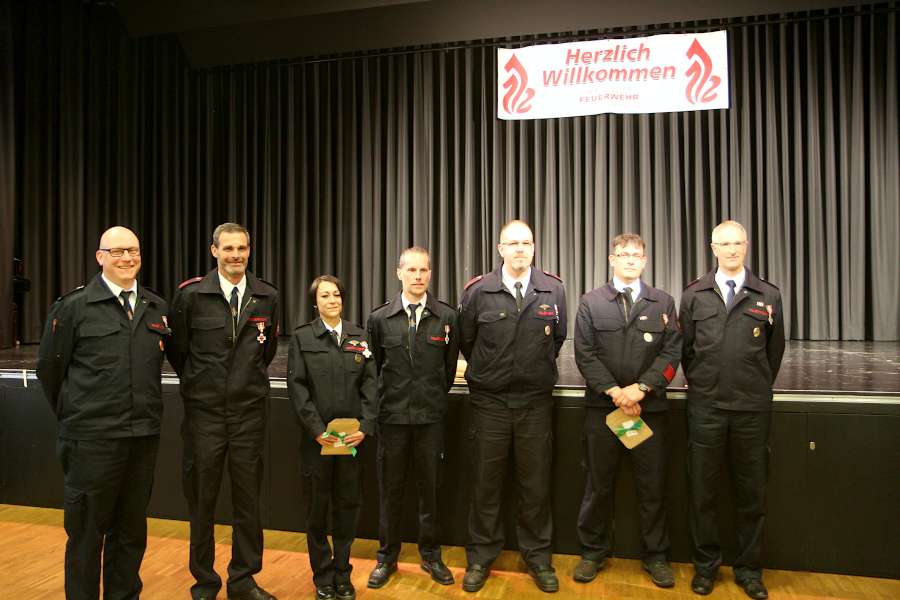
left=10, top=2, right=899, bottom=342
left=0, top=0, right=14, bottom=348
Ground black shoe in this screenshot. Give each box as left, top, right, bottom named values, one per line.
left=315, top=585, right=336, bottom=600
left=421, top=559, right=454, bottom=585
left=527, top=565, right=559, bottom=593
left=572, top=558, right=604, bottom=583
left=227, top=587, right=277, bottom=600
left=367, top=562, right=398, bottom=589
left=462, top=564, right=489, bottom=593
left=691, top=573, right=715, bottom=595
left=737, top=578, right=769, bottom=599
left=335, top=582, right=356, bottom=600
left=642, top=560, right=675, bottom=588
left=195, top=596, right=217, bottom=600
left=228, top=586, right=278, bottom=600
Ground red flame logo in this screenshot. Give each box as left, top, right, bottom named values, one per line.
left=502, top=54, right=535, bottom=114
left=685, top=39, right=721, bottom=104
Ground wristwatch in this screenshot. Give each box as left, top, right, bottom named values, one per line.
left=638, top=382, right=652, bottom=393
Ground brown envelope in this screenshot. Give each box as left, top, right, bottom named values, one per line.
left=605, top=408, right=653, bottom=449
left=321, top=418, right=361, bottom=455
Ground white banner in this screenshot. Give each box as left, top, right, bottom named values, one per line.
left=497, top=31, right=729, bottom=120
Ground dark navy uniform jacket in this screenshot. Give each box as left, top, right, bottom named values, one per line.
left=458, top=266, right=567, bottom=407
left=366, top=293, right=459, bottom=425
left=288, top=318, right=379, bottom=438
left=37, top=274, right=170, bottom=439
left=167, top=269, right=279, bottom=422
left=679, top=269, right=786, bottom=410
left=574, top=281, right=681, bottom=413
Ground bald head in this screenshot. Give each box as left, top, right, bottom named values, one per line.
left=710, top=220, right=748, bottom=276
left=96, top=226, right=142, bottom=288
left=711, top=220, right=747, bottom=244
left=99, top=226, right=139, bottom=250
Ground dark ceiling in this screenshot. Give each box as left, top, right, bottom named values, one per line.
left=116, top=0, right=867, bottom=68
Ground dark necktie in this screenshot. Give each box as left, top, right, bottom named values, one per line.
left=230, top=287, right=239, bottom=329
left=330, top=329, right=340, bottom=347
left=725, top=280, right=736, bottom=309
left=408, top=303, right=420, bottom=358
left=514, top=282, right=524, bottom=312
left=119, top=290, right=133, bottom=321
left=622, top=287, right=634, bottom=321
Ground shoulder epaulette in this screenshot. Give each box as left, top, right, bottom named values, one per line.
left=684, top=276, right=702, bottom=290
left=542, top=270, right=563, bottom=282
left=178, top=276, right=203, bottom=289
left=56, top=285, right=86, bottom=302
left=370, top=300, right=391, bottom=312
left=255, top=276, right=278, bottom=290
left=436, top=298, right=456, bottom=310
left=758, top=277, right=780, bottom=290
left=463, top=275, right=484, bottom=290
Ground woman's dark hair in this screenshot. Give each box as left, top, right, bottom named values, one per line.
left=308, top=274, right=345, bottom=310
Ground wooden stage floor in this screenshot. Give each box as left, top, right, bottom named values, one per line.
left=2, top=504, right=898, bottom=600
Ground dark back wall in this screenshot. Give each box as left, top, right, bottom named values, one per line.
left=1, top=1, right=898, bottom=347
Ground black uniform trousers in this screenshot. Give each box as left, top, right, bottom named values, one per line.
left=376, top=422, right=445, bottom=564
left=466, top=395, right=553, bottom=569
left=687, top=402, right=771, bottom=580
left=57, top=435, right=160, bottom=600
left=300, top=438, right=364, bottom=588
left=577, top=409, right=670, bottom=563
left=182, top=414, right=265, bottom=598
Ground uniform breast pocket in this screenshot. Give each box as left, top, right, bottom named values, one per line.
left=78, top=322, right=122, bottom=365
left=381, top=335, right=405, bottom=367
left=592, top=318, right=622, bottom=348
left=743, top=308, right=769, bottom=347
left=301, top=347, right=331, bottom=377
left=691, top=306, right=720, bottom=346
left=191, top=316, right=227, bottom=348
left=477, top=310, right=508, bottom=326
left=634, top=318, right=664, bottom=346
left=344, top=349, right=366, bottom=372
left=475, top=310, right=509, bottom=348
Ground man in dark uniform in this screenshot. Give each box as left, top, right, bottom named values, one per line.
left=680, top=220, right=785, bottom=599
left=37, top=226, right=170, bottom=600
left=365, top=247, right=459, bottom=589
left=572, top=233, right=681, bottom=588
left=458, top=219, right=567, bottom=594
left=168, top=223, right=279, bottom=600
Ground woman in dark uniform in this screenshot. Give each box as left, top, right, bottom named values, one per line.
left=287, top=275, right=378, bottom=600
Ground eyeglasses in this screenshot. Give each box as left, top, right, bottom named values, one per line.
left=500, top=240, right=534, bottom=248
left=614, top=253, right=645, bottom=259
left=99, top=247, right=141, bottom=258
left=711, top=241, right=747, bottom=249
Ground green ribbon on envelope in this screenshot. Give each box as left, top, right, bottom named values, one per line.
left=614, top=418, right=645, bottom=438
left=327, top=431, right=358, bottom=457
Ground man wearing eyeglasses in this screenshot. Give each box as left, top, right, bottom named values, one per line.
left=457, top=219, right=567, bottom=594
left=37, top=226, right=170, bottom=600
left=572, top=233, right=681, bottom=589
left=167, top=223, right=279, bottom=600
left=679, top=220, right=785, bottom=599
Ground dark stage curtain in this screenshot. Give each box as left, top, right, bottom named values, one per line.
left=0, top=1, right=12, bottom=348
left=191, top=5, right=898, bottom=340
left=9, top=0, right=193, bottom=343
left=8, top=2, right=899, bottom=343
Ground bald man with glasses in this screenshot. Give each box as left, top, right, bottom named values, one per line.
left=37, top=226, right=170, bottom=600
left=679, top=220, right=785, bottom=599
